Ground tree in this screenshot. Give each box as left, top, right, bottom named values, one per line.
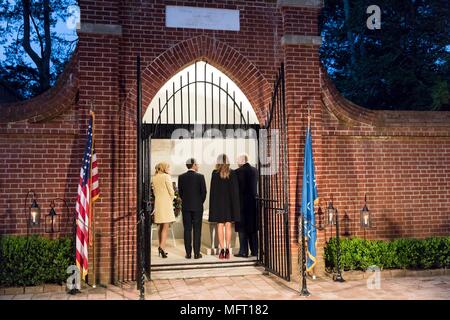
left=320, top=0, right=450, bottom=110
left=0, top=0, right=78, bottom=99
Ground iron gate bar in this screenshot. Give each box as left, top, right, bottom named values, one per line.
left=173, top=82, right=175, bottom=124
left=136, top=55, right=145, bottom=299
left=211, top=72, right=214, bottom=125
left=280, top=64, right=291, bottom=280
left=257, top=63, right=291, bottom=281
left=181, top=76, right=184, bottom=124
left=195, top=63, right=198, bottom=122
left=187, top=73, right=190, bottom=124
left=219, top=77, right=221, bottom=126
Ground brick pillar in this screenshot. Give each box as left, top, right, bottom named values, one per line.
left=77, top=1, right=122, bottom=285
left=279, top=0, right=324, bottom=281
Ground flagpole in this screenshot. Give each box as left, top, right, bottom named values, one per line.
left=300, top=204, right=310, bottom=296
left=90, top=104, right=97, bottom=289
left=299, top=103, right=312, bottom=296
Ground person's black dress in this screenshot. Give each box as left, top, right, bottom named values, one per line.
left=208, top=169, right=241, bottom=223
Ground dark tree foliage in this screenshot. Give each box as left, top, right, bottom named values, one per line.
left=0, top=0, right=78, bottom=100
left=320, top=0, right=450, bottom=110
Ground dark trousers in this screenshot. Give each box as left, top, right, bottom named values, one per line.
left=182, top=210, right=202, bottom=255
left=238, top=231, right=258, bottom=256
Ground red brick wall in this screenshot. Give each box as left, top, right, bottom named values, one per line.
left=0, top=53, right=80, bottom=238
left=318, top=76, right=450, bottom=240
left=281, top=4, right=324, bottom=279
left=1, top=0, right=449, bottom=286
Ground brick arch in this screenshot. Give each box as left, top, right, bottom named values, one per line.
left=136, top=35, right=272, bottom=124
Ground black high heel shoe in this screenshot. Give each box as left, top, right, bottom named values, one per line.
left=158, top=247, right=168, bottom=258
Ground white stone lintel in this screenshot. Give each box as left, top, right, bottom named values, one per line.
left=281, top=34, right=322, bottom=46
left=277, top=0, right=324, bottom=9
left=77, top=22, right=122, bottom=36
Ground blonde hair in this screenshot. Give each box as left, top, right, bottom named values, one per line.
left=155, top=162, right=170, bottom=174
left=215, top=154, right=230, bottom=179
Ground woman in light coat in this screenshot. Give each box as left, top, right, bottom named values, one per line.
left=152, top=162, right=175, bottom=258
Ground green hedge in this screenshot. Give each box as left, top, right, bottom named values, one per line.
left=324, top=236, right=450, bottom=271
left=0, top=235, right=73, bottom=287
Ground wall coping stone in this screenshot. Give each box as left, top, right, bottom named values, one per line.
left=77, top=22, right=122, bottom=36
left=281, top=34, right=322, bottom=46
left=277, top=0, right=324, bottom=8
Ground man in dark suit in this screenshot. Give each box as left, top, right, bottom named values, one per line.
left=178, top=158, right=207, bottom=259
left=234, top=154, right=259, bottom=258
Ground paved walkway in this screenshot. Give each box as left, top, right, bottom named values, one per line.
left=1, top=275, right=449, bottom=300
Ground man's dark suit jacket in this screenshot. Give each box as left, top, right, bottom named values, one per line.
left=235, top=162, right=258, bottom=233
left=178, top=170, right=207, bottom=212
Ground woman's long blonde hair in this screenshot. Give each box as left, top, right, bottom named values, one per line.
left=215, top=154, right=230, bottom=179
left=155, top=162, right=170, bottom=174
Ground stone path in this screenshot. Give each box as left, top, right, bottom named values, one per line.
left=1, top=275, right=449, bottom=300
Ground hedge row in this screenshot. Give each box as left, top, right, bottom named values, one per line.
left=0, top=235, right=73, bottom=287
left=324, top=236, right=450, bottom=271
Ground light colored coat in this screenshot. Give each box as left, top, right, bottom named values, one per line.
left=152, top=173, right=175, bottom=224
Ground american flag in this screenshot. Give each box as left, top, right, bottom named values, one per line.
left=76, top=112, right=100, bottom=281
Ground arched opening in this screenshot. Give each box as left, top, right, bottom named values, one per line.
left=142, top=60, right=261, bottom=275
left=143, top=61, right=259, bottom=126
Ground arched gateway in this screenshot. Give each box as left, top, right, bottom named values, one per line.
left=135, top=55, right=291, bottom=289
left=2, top=1, right=448, bottom=294
left=71, top=1, right=327, bottom=288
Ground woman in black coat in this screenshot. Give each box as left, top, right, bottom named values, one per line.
left=209, top=154, right=240, bottom=259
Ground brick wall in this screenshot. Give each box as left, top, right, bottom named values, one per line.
left=318, top=76, right=450, bottom=241
left=0, top=52, right=80, bottom=238
left=1, top=0, right=449, bottom=286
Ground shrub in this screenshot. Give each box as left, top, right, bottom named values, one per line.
left=0, top=235, right=73, bottom=287
left=324, top=236, right=450, bottom=271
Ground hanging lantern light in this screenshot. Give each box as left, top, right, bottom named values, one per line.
left=316, top=206, right=325, bottom=230
left=360, top=194, right=371, bottom=228
left=46, top=200, right=60, bottom=233
left=327, top=201, right=336, bottom=225
left=26, top=191, right=41, bottom=226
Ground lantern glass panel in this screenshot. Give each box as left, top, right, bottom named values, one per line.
left=360, top=206, right=371, bottom=228
left=46, top=208, right=60, bottom=233
left=30, top=202, right=41, bottom=226
left=327, top=204, right=335, bottom=225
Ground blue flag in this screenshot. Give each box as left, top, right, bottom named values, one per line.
left=301, top=127, right=319, bottom=272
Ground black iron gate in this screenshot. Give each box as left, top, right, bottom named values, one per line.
left=137, top=60, right=290, bottom=288
left=257, top=64, right=291, bottom=281
left=138, top=60, right=260, bottom=283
